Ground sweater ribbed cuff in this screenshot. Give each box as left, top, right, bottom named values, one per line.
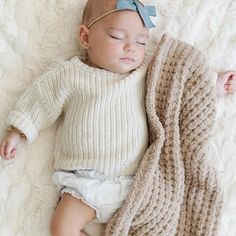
left=6, top=111, right=38, bottom=143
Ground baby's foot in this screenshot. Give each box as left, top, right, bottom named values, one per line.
left=216, top=71, right=236, bottom=95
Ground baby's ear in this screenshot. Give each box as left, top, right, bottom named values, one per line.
left=78, top=25, right=90, bottom=49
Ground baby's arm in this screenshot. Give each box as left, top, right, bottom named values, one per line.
left=216, top=71, right=236, bottom=95
left=0, top=128, right=25, bottom=160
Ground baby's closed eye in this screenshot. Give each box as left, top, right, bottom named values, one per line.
left=136, top=40, right=146, bottom=46
left=109, top=34, right=124, bottom=40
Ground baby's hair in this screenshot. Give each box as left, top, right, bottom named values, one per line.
left=81, top=2, right=91, bottom=25
left=81, top=0, right=117, bottom=26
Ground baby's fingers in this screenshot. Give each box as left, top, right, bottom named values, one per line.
left=225, top=77, right=236, bottom=92
left=3, top=141, right=16, bottom=160
left=0, top=141, right=16, bottom=160
left=222, top=70, right=236, bottom=79
left=0, top=141, right=7, bottom=159
left=231, top=74, right=236, bottom=80
left=10, top=148, right=17, bottom=159
left=224, top=85, right=234, bottom=93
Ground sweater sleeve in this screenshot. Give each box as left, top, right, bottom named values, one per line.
left=6, top=63, right=70, bottom=143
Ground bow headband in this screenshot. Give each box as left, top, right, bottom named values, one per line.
left=87, top=0, right=156, bottom=29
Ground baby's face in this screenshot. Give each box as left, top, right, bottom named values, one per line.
left=83, top=10, right=149, bottom=73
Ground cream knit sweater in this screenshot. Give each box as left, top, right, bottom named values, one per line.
left=105, top=34, right=223, bottom=235
left=6, top=55, right=150, bottom=176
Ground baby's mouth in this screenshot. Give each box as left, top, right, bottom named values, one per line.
left=120, top=57, right=135, bottom=64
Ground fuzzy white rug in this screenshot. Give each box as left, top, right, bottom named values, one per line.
left=0, top=0, right=236, bottom=235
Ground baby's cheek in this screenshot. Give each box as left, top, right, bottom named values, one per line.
left=137, top=51, right=145, bottom=64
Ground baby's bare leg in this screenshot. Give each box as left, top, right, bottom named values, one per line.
left=51, top=193, right=96, bottom=236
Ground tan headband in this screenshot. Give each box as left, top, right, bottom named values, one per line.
left=87, top=9, right=120, bottom=28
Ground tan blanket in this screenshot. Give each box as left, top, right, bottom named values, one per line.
left=105, top=34, right=222, bottom=236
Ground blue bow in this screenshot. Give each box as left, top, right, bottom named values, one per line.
left=116, top=0, right=156, bottom=28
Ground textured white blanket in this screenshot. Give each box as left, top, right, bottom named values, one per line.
left=0, top=0, right=236, bottom=235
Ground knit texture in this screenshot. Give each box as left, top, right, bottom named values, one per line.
left=6, top=55, right=150, bottom=176
left=105, top=34, right=223, bottom=235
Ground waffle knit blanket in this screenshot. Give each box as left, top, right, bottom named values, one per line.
left=105, top=34, right=223, bottom=235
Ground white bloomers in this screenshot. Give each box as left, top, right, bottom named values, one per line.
left=52, top=169, right=134, bottom=223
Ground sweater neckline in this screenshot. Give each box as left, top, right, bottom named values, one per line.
left=71, top=52, right=151, bottom=80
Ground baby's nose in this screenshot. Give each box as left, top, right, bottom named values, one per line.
left=124, top=43, right=135, bottom=52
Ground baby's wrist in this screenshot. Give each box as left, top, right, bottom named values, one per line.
left=7, top=126, right=27, bottom=140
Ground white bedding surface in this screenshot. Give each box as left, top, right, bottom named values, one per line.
left=0, top=0, right=236, bottom=235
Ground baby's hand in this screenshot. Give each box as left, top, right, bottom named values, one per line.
left=0, top=131, right=22, bottom=160
left=216, top=71, right=236, bottom=95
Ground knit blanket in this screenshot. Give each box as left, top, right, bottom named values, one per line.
left=105, top=34, right=222, bottom=235
left=0, top=1, right=236, bottom=236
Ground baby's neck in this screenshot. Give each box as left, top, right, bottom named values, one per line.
left=83, top=58, right=99, bottom=69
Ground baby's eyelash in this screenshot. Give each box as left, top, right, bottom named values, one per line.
left=109, top=34, right=146, bottom=45
left=109, top=35, right=123, bottom=40
left=137, top=42, right=146, bottom=46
